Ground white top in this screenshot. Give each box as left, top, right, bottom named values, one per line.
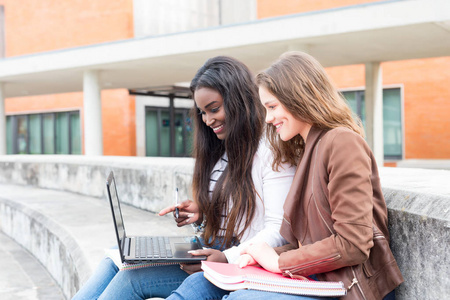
left=210, top=140, right=296, bottom=263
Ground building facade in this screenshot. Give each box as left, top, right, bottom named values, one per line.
left=1, top=0, right=449, bottom=166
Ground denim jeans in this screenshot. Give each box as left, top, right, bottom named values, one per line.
left=166, top=271, right=337, bottom=300
left=72, top=237, right=231, bottom=300
left=72, top=257, right=189, bottom=300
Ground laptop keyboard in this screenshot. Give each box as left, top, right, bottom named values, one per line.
left=135, top=237, right=173, bottom=259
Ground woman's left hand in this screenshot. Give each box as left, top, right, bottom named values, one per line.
left=179, top=249, right=227, bottom=275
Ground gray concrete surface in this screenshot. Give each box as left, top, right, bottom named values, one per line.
left=0, top=232, right=64, bottom=300
left=0, top=184, right=192, bottom=299
left=0, top=155, right=195, bottom=212
left=0, top=155, right=449, bottom=299
left=396, top=159, right=450, bottom=170
left=379, top=167, right=450, bottom=299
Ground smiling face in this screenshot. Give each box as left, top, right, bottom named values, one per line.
left=259, top=85, right=312, bottom=141
left=194, top=87, right=227, bottom=140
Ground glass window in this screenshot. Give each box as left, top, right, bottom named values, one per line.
left=29, top=114, right=42, bottom=154
left=160, top=111, right=171, bottom=157
left=43, top=114, right=55, bottom=154
left=343, top=88, right=402, bottom=159
left=342, top=91, right=366, bottom=130
left=56, top=112, right=69, bottom=154
left=175, top=112, right=184, bottom=156
left=343, top=91, right=357, bottom=114
left=383, top=89, right=402, bottom=159
left=185, top=113, right=193, bottom=156
left=145, top=107, right=193, bottom=157
left=145, top=110, right=159, bottom=156
left=6, top=111, right=80, bottom=155
left=360, top=93, right=366, bottom=130
left=70, top=112, right=81, bottom=154
left=17, top=115, right=28, bottom=154
left=6, top=116, right=12, bottom=154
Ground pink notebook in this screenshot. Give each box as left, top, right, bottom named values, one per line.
left=201, top=261, right=347, bottom=297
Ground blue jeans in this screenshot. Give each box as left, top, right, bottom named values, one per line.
left=72, top=238, right=232, bottom=300
left=72, top=257, right=189, bottom=299
left=167, top=272, right=337, bottom=300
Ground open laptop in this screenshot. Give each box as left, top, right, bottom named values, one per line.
left=106, top=171, right=206, bottom=264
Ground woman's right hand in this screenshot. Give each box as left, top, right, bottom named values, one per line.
left=158, top=200, right=201, bottom=227
left=238, top=242, right=281, bottom=273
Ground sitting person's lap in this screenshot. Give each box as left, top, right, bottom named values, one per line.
left=73, top=257, right=189, bottom=300
left=166, top=271, right=335, bottom=300
left=73, top=238, right=230, bottom=300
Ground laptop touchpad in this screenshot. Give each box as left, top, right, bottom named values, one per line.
left=174, top=243, right=198, bottom=258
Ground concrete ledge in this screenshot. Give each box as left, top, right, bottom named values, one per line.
left=0, top=155, right=194, bottom=212
left=0, top=196, right=84, bottom=299
left=0, top=156, right=449, bottom=299
left=379, top=167, right=450, bottom=299
left=0, top=184, right=191, bottom=299
left=396, top=159, right=450, bottom=170
left=0, top=232, right=65, bottom=299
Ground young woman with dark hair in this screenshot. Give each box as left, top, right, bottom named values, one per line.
left=72, top=56, right=295, bottom=299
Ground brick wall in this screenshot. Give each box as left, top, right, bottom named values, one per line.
left=3, top=0, right=136, bottom=156
left=257, top=0, right=385, bottom=18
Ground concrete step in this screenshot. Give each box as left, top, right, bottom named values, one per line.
left=0, top=232, right=64, bottom=300
left=0, top=184, right=192, bottom=299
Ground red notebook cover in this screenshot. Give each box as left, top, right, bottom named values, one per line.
left=202, top=261, right=310, bottom=284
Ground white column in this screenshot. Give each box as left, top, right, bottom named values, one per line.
left=0, top=83, right=6, bottom=155
left=365, top=62, right=383, bottom=166
left=83, top=70, right=103, bottom=156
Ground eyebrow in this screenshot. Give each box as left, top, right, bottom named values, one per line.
left=204, top=101, right=219, bottom=109
left=263, top=100, right=275, bottom=106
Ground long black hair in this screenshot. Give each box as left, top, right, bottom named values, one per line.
left=190, top=56, right=265, bottom=247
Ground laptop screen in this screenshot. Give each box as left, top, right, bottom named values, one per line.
left=108, top=174, right=126, bottom=246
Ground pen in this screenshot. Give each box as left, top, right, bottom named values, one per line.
left=175, top=187, right=179, bottom=219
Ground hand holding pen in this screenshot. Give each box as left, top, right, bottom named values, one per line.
left=158, top=194, right=201, bottom=227
left=175, top=187, right=179, bottom=219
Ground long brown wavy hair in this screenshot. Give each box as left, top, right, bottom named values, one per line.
left=190, top=56, right=265, bottom=248
left=256, top=51, right=364, bottom=169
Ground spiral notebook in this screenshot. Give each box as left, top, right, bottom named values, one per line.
left=201, top=261, right=347, bottom=297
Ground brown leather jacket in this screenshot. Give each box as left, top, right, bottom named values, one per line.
left=276, top=126, right=403, bottom=300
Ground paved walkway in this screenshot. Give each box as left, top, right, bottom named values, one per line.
left=0, top=184, right=192, bottom=299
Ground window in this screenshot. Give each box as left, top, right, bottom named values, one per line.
left=56, top=112, right=69, bottom=154
left=145, top=107, right=193, bottom=157
left=29, top=114, right=41, bottom=154
left=342, top=88, right=402, bottom=160
left=382, top=89, right=402, bottom=159
left=6, top=116, right=12, bottom=154
left=6, top=111, right=82, bottom=155
left=70, top=112, right=82, bottom=154
left=43, top=113, right=55, bottom=154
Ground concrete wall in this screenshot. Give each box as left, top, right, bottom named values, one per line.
left=0, top=155, right=195, bottom=211
left=133, top=0, right=256, bottom=38
left=0, top=197, right=85, bottom=298
left=379, top=167, right=450, bottom=299
left=0, top=156, right=449, bottom=298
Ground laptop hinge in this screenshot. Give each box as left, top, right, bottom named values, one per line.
left=123, top=238, right=130, bottom=256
